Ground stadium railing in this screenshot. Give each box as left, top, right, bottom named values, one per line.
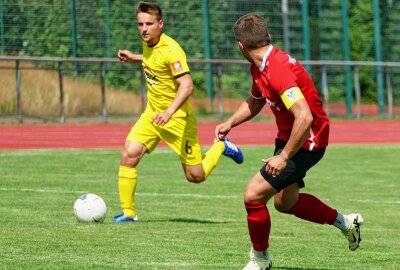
left=0, top=56, right=399, bottom=123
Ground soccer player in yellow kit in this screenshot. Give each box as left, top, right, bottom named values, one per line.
left=113, top=1, right=243, bottom=222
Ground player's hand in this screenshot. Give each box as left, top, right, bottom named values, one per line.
left=214, top=122, right=232, bottom=141
left=152, top=111, right=172, bottom=126
left=117, top=49, right=134, bottom=63
left=262, top=154, right=288, bottom=177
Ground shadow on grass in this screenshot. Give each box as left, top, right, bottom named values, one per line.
left=169, top=218, right=233, bottom=224
left=274, top=268, right=333, bottom=270
left=143, top=218, right=237, bottom=224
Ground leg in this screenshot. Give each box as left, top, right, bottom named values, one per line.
left=242, top=172, right=274, bottom=270
left=114, top=141, right=147, bottom=222
left=182, top=163, right=205, bottom=183
left=121, top=140, right=147, bottom=168
left=163, top=115, right=241, bottom=183
left=262, top=142, right=336, bottom=224
left=244, top=141, right=324, bottom=270
left=244, top=171, right=276, bottom=251
left=114, top=113, right=160, bottom=222
left=275, top=183, right=364, bottom=251
left=273, top=182, right=300, bottom=212
left=181, top=140, right=225, bottom=183
left=276, top=187, right=337, bottom=225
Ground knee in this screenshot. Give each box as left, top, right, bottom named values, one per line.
left=123, top=147, right=136, bottom=158
left=244, top=187, right=261, bottom=204
left=274, top=199, right=294, bottom=213
left=274, top=201, right=288, bottom=213
left=183, top=165, right=205, bottom=183
left=121, top=148, right=141, bottom=166
left=185, top=173, right=205, bottom=184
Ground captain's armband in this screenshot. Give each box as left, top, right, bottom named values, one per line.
left=280, top=87, right=304, bottom=109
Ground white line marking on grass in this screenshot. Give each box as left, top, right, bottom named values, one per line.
left=355, top=199, right=400, bottom=204
left=139, top=192, right=239, bottom=199
left=0, top=187, right=239, bottom=199
left=2, top=187, right=400, bottom=204
left=0, top=187, right=87, bottom=194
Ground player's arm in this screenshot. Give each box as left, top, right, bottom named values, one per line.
left=215, top=95, right=266, bottom=141
left=280, top=96, right=313, bottom=160
left=152, top=73, right=194, bottom=126
left=263, top=87, right=313, bottom=176
left=117, top=49, right=143, bottom=63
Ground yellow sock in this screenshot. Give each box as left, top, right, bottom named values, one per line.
left=118, top=166, right=138, bottom=218
left=202, top=141, right=225, bottom=179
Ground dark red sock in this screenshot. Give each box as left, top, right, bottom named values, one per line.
left=287, top=193, right=337, bottom=224
left=245, top=202, right=271, bottom=251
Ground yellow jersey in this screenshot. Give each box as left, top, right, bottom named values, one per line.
left=142, top=33, right=193, bottom=118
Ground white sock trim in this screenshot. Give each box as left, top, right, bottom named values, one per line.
left=333, top=213, right=348, bottom=231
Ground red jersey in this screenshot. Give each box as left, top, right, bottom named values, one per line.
left=250, top=46, right=329, bottom=150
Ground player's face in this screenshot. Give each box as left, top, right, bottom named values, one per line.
left=137, top=12, right=163, bottom=46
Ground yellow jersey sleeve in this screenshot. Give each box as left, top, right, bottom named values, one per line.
left=166, top=42, right=190, bottom=78
left=280, top=87, right=304, bottom=110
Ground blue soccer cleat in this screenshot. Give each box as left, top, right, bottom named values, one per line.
left=112, top=212, right=139, bottom=223
left=223, top=138, right=244, bottom=164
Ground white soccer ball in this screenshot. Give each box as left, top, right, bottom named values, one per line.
left=73, top=193, right=107, bottom=223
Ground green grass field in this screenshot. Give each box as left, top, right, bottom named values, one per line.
left=0, top=145, right=399, bottom=270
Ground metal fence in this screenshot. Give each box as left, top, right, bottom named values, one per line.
left=1, top=0, right=399, bottom=122
left=1, top=56, right=399, bottom=123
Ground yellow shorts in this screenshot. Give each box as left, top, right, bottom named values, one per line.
left=126, top=112, right=202, bottom=165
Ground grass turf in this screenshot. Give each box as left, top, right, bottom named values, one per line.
left=0, top=145, right=399, bottom=269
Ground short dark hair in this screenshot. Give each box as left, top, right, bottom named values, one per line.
left=136, top=1, right=163, bottom=21
left=233, top=13, right=271, bottom=49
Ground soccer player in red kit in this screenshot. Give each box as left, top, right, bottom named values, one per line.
left=215, top=14, right=363, bottom=270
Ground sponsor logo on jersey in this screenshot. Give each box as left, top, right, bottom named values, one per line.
left=143, top=66, right=158, bottom=86
left=171, top=61, right=183, bottom=72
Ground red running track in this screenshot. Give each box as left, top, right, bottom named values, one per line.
left=0, top=121, right=399, bottom=150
